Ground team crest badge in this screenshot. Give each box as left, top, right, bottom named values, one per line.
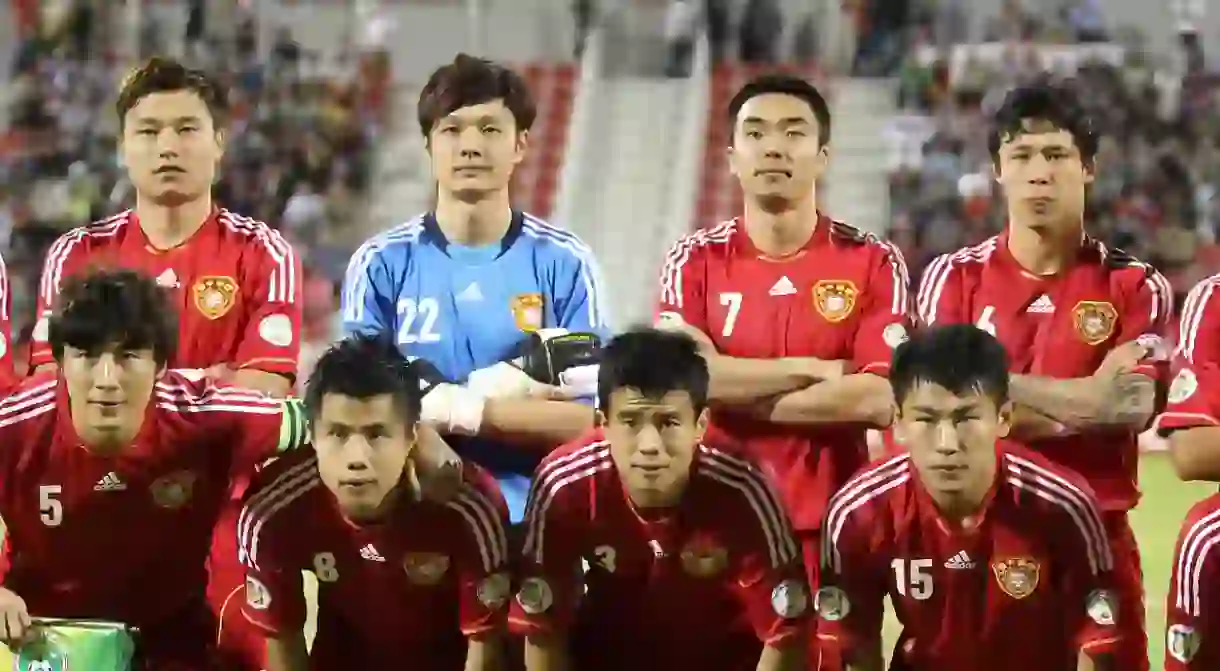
left=149, top=471, right=197, bottom=510
left=477, top=573, right=511, bottom=609
left=991, top=557, right=1040, bottom=599
left=679, top=540, right=728, bottom=577
left=1169, top=368, right=1199, bottom=404
left=771, top=579, right=810, bottom=618
left=813, top=280, right=858, bottom=323
left=402, top=552, right=450, bottom=586
left=1071, top=301, right=1117, bottom=346
left=192, top=276, right=238, bottom=320
left=1168, top=624, right=1201, bottom=663
left=511, top=293, right=544, bottom=332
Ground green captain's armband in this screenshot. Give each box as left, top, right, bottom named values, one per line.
left=0, top=618, right=136, bottom=670
left=276, top=398, right=311, bottom=453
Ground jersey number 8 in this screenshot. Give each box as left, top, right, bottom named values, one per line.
left=313, top=552, right=340, bottom=582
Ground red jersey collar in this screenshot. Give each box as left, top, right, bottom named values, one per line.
left=127, top=206, right=221, bottom=254
left=996, top=229, right=1093, bottom=278
left=912, top=445, right=1004, bottom=536
left=736, top=211, right=833, bottom=259
left=55, top=374, right=160, bottom=457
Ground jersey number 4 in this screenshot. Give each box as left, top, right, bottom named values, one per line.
left=397, top=298, right=442, bottom=344
left=891, top=558, right=934, bottom=600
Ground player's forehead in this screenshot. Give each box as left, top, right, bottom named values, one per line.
left=125, top=89, right=213, bottom=127
left=317, top=392, right=402, bottom=426
left=735, top=93, right=818, bottom=128
left=609, top=388, right=694, bottom=414
left=437, top=99, right=514, bottom=127
left=901, top=381, right=994, bottom=413
left=998, top=119, right=1078, bottom=154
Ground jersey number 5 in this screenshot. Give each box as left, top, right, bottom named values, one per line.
left=397, top=298, right=442, bottom=344
left=40, top=485, right=63, bottom=527
left=891, top=558, right=934, bottom=600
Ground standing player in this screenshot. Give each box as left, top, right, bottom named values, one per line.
left=0, top=252, right=13, bottom=390
left=237, top=334, right=510, bottom=670
left=343, top=54, right=610, bottom=522
left=818, top=324, right=1120, bottom=671
left=0, top=269, right=310, bottom=667
left=1164, top=492, right=1220, bottom=669
left=915, top=79, right=1170, bottom=670
left=510, top=328, right=808, bottom=670
left=655, top=74, right=908, bottom=609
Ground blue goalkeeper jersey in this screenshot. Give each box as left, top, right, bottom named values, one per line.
left=341, top=211, right=610, bottom=520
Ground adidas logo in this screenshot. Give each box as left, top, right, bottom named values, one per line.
left=769, top=276, right=797, bottom=296
left=94, top=472, right=126, bottom=492
left=944, top=550, right=975, bottom=569
left=1027, top=294, right=1055, bottom=314
left=456, top=282, right=483, bottom=302
left=359, top=544, right=385, bottom=562
left=155, top=268, right=180, bottom=289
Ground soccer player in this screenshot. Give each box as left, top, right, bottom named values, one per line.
left=818, top=324, right=1120, bottom=671
left=0, top=268, right=310, bottom=667
left=655, top=74, right=908, bottom=603
left=237, top=334, right=511, bottom=670
left=915, top=79, right=1170, bottom=670
left=342, top=54, right=609, bottom=521
left=1164, top=493, right=1220, bottom=669
left=510, top=328, right=809, bottom=671
left=0, top=251, right=13, bottom=390
left=1155, top=273, right=1220, bottom=481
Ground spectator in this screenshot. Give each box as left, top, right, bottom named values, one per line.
left=738, top=0, right=781, bottom=64
left=664, top=0, right=699, bottom=78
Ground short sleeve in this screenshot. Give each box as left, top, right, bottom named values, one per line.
left=508, top=458, right=586, bottom=636
left=446, top=470, right=512, bottom=636
left=1165, top=498, right=1220, bottom=670
left=1157, top=363, right=1220, bottom=435
left=655, top=233, right=711, bottom=334
left=915, top=252, right=966, bottom=327
left=237, top=481, right=307, bottom=635
left=220, top=390, right=310, bottom=472
left=232, top=230, right=302, bottom=377
left=852, top=241, right=912, bottom=376
left=341, top=238, right=399, bottom=337
left=1116, top=265, right=1173, bottom=379
left=30, top=229, right=89, bottom=367
left=817, top=497, right=886, bottom=658
left=1177, top=277, right=1220, bottom=369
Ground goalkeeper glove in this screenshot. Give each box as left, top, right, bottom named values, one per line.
left=466, top=329, right=601, bottom=399
left=407, top=358, right=485, bottom=436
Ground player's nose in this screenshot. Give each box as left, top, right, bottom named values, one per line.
left=90, top=355, right=121, bottom=387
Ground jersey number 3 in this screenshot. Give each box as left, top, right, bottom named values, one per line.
left=397, top=298, right=442, bottom=344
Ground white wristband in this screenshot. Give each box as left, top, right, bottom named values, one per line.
left=446, top=387, right=486, bottom=436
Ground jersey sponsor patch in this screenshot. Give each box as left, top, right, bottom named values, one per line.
left=402, top=552, right=450, bottom=586
left=883, top=323, right=909, bottom=349
left=246, top=575, right=272, bottom=610
left=991, top=557, right=1040, bottom=599
left=1168, top=623, right=1201, bottom=663
left=813, top=280, right=858, bottom=323
left=517, top=577, right=554, bottom=614
left=258, top=313, right=294, bottom=347
left=771, top=579, right=809, bottom=618
left=1085, top=589, right=1117, bottom=626
left=1170, top=368, right=1199, bottom=404
left=193, top=276, right=239, bottom=320
left=815, top=586, right=850, bottom=621
left=1071, top=301, right=1117, bottom=346
left=511, top=293, right=544, bottom=332
left=477, top=572, right=511, bottom=609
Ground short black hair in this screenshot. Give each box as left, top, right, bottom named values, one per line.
left=116, top=56, right=229, bottom=131
left=417, top=54, right=537, bottom=137
left=989, top=77, right=1098, bottom=165
left=304, top=333, right=423, bottom=428
left=49, top=269, right=178, bottom=365
left=598, top=328, right=709, bottom=414
left=891, top=325, right=1010, bottom=407
left=727, top=73, right=832, bottom=146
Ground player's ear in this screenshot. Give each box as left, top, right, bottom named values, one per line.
left=726, top=142, right=740, bottom=178
left=813, top=143, right=831, bottom=174
left=212, top=128, right=226, bottom=159
left=694, top=407, right=710, bottom=442
left=513, top=129, right=529, bottom=167
left=996, top=400, right=1013, bottom=439
left=593, top=409, right=606, bottom=428
left=890, top=405, right=906, bottom=445
left=1082, top=156, right=1096, bottom=185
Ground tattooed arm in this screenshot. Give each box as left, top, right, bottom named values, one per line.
left=1009, top=372, right=1157, bottom=432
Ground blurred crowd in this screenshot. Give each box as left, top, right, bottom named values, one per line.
left=0, top=2, right=393, bottom=376
left=884, top=0, right=1220, bottom=319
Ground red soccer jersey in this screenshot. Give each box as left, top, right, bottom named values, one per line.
left=916, top=233, right=1173, bottom=509
left=1165, top=493, right=1220, bottom=669
left=1157, top=274, right=1220, bottom=435
left=32, top=208, right=302, bottom=377
left=656, top=216, right=911, bottom=530
left=818, top=448, right=1120, bottom=670
left=238, top=451, right=511, bottom=669
left=509, top=432, right=810, bottom=671
left=0, top=372, right=308, bottom=634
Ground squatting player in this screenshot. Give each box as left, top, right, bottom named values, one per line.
left=511, top=329, right=809, bottom=671
left=0, top=269, right=310, bottom=666
left=1164, top=492, right=1220, bottom=669
left=343, top=54, right=609, bottom=521
left=915, top=78, right=1170, bottom=670
left=237, top=334, right=511, bottom=670
left=655, top=73, right=908, bottom=641
left=818, top=324, right=1120, bottom=671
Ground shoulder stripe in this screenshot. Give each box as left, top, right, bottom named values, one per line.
left=217, top=210, right=297, bottom=304
left=342, top=216, right=426, bottom=323
left=1177, top=275, right=1220, bottom=363
left=0, top=385, right=58, bottom=430
left=658, top=220, right=736, bottom=308
left=877, top=237, right=910, bottom=316
left=697, top=446, right=798, bottom=568
left=916, top=237, right=998, bottom=325
left=1176, top=506, right=1220, bottom=616
left=823, top=454, right=911, bottom=572
left=40, top=212, right=129, bottom=306
left=522, top=214, right=608, bottom=329
left=237, top=455, right=321, bottom=570
left=0, top=251, right=8, bottom=322
left=153, top=384, right=283, bottom=415
left=521, top=443, right=613, bottom=563
left=446, top=484, right=510, bottom=572
left=1005, top=455, right=1110, bottom=573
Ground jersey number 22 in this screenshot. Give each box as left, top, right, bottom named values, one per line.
left=397, top=297, right=442, bottom=344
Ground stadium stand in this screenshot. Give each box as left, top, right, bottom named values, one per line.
left=509, top=62, right=577, bottom=218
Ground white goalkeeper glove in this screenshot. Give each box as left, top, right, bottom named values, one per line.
left=467, top=328, right=602, bottom=400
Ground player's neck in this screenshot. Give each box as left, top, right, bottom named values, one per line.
left=433, top=191, right=513, bottom=247
left=928, top=488, right=986, bottom=524
left=742, top=195, right=819, bottom=257
left=135, top=195, right=213, bottom=250
left=75, top=425, right=139, bottom=457
left=1005, top=219, right=1083, bottom=276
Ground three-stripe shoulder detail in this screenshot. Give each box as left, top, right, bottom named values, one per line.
left=521, top=442, right=613, bottom=562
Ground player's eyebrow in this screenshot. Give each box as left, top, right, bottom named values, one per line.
left=741, top=116, right=810, bottom=127
left=134, top=116, right=203, bottom=127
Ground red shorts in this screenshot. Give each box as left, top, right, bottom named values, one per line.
left=209, top=501, right=265, bottom=670
left=133, top=600, right=223, bottom=670
left=800, top=530, right=839, bottom=671
left=1103, top=511, right=1147, bottom=671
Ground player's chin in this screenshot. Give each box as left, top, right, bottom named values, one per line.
left=335, top=487, right=389, bottom=519
left=146, top=185, right=203, bottom=207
